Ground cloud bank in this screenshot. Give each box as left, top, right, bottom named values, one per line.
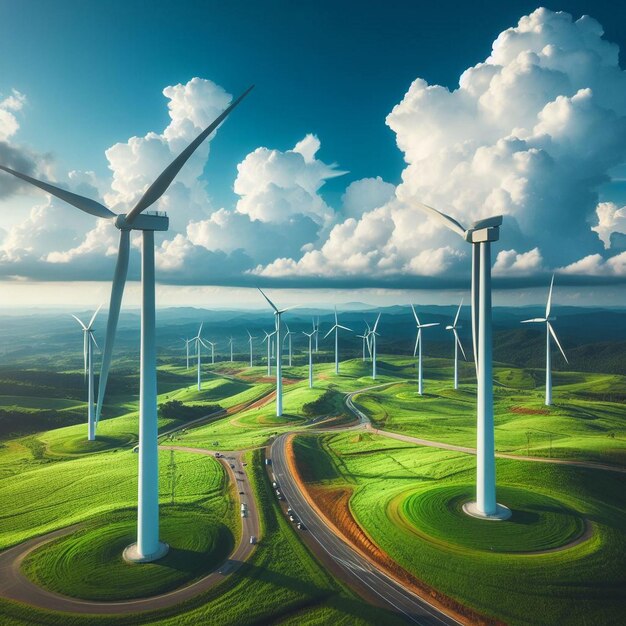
left=1, top=8, right=626, bottom=289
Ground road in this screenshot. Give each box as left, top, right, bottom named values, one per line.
left=271, top=435, right=461, bottom=626
left=0, top=446, right=259, bottom=615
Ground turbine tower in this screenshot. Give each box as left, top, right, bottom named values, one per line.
left=521, top=275, right=568, bottom=406
left=283, top=324, right=293, bottom=366
left=228, top=337, right=234, bottom=362
left=247, top=330, right=256, bottom=368
left=0, top=86, right=254, bottom=561
left=412, top=201, right=510, bottom=520
left=258, top=288, right=295, bottom=417
left=206, top=340, right=216, bottom=365
left=314, top=317, right=320, bottom=353
left=411, top=305, right=439, bottom=395
left=368, top=313, right=381, bottom=380
left=445, top=300, right=467, bottom=390
left=356, top=328, right=369, bottom=362
left=262, top=330, right=276, bottom=377
left=302, top=330, right=315, bottom=388
left=71, top=305, right=101, bottom=441
left=324, top=307, right=353, bottom=375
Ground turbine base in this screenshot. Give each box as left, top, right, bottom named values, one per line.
left=462, top=501, right=512, bottom=521
left=123, top=541, right=169, bottom=563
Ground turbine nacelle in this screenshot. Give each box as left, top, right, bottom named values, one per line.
left=114, top=212, right=169, bottom=232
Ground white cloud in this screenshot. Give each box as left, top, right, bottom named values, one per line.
left=493, top=247, right=544, bottom=276
left=342, top=176, right=396, bottom=218
left=592, top=202, right=626, bottom=249
left=558, top=251, right=626, bottom=276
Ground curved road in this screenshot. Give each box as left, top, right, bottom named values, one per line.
left=0, top=447, right=259, bottom=615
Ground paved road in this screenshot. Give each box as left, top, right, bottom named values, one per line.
left=0, top=447, right=259, bottom=615
left=270, top=434, right=460, bottom=626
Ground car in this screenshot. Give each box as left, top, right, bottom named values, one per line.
left=239, top=491, right=244, bottom=495
left=241, top=511, right=247, bottom=518
left=287, top=507, right=293, bottom=515
left=230, top=464, right=235, bottom=469
left=297, top=522, right=306, bottom=530
left=289, top=515, right=295, bottom=522
left=250, top=536, right=257, bottom=544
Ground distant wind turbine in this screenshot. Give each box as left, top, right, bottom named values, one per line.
left=193, top=323, right=205, bottom=391
left=411, top=305, right=439, bottom=395
left=262, top=330, right=276, bottom=377
left=228, top=337, right=234, bottom=362
left=247, top=330, right=256, bottom=368
left=521, top=275, right=568, bottom=406
left=302, top=330, right=315, bottom=388
left=356, top=327, right=369, bottom=362
left=368, top=313, right=381, bottom=380
left=446, top=300, right=467, bottom=390
left=283, top=324, right=294, bottom=366
left=0, top=85, right=254, bottom=559
left=412, top=200, right=509, bottom=519
left=71, top=305, right=101, bottom=441
left=258, top=288, right=296, bottom=417
left=181, top=337, right=192, bottom=369
left=324, top=307, right=353, bottom=375
left=205, top=340, right=216, bottom=365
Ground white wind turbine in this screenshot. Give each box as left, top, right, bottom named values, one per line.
left=324, top=307, right=353, bottom=375
left=521, top=275, right=568, bottom=406
left=411, top=201, right=509, bottom=520
left=302, top=330, right=315, bottom=388
left=228, top=337, right=234, bottom=362
left=258, top=288, right=295, bottom=417
left=356, top=326, right=369, bottom=362
left=71, top=305, right=101, bottom=441
left=262, top=330, right=276, bottom=377
left=0, top=86, right=254, bottom=560
left=411, top=305, right=439, bottom=395
left=446, top=300, right=467, bottom=390
left=181, top=337, right=192, bottom=369
left=283, top=324, right=294, bottom=366
left=314, top=316, right=320, bottom=353
left=193, top=323, right=206, bottom=391
left=368, top=313, right=381, bottom=380
left=206, top=340, right=216, bottom=365
left=247, top=330, right=256, bottom=368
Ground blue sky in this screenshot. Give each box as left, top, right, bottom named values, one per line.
left=0, top=1, right=625, bottom=308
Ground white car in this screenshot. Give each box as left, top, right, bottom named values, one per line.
left=250, top=536, right=257, bottom=544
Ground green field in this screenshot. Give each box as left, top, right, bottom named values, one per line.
left=292, top=431, right=626, bottom=625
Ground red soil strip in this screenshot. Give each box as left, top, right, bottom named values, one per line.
left=285, top=435, right=500, bottom=626
left=510, top=406, right=550, bottom=415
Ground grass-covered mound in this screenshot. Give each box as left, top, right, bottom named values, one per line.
left=45, top=433, right=136, bottom=457
left=21, top=505, right=235, bottom=601
left=398, top=484, right=585, bottom=553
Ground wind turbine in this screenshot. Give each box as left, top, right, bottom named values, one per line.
left=302, top=330, right=315, bottom=388
left=262, top=330, right=276, bottom=377
left=193, top=323, right=205, bottom=391
left=446, top=300, right=467, bottom=390
left=0, top=86, right=254, bottom=561
left=356, top=327, right=369, bottom=362
left=228, top=337, right=234, bottom=362
left=258, top=288, right=295, bottom=417
left=411, top=201, right=509, bottom=519
left=283, top=324, right=294, bottom=366
left=71, top=305, right=101, bottom=441
left=411, top=305, right=439, bottom=395
left=368, top=313, right=381, bottom=380
left=247, top=330, right=256, bottom=368
left=324, top=307, right=353, bottom=375
left=521, top=275, right=568, bottom=406
left=205, top=340, right=216, bottom=365
left=181, top=337, right=192, bottom=370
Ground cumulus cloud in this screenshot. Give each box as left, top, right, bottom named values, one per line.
left=342, top=176, right=396, bottom=218
left=558, top=251, right=626, bottom=276
left=251, top=7, right=626, bottom=284
left=592, top=202, right=626, bottom=249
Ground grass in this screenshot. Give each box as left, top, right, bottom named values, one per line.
left=22, top=505, right=235, bottom=600
left=293, top=430, right=626, bottom=625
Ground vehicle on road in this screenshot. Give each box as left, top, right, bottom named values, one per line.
left=250, top=536, right=256, bottom=544
left=297, top=522, right=305, bottom=530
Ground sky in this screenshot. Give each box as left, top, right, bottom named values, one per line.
left=0, top=1, right=625, bottom=309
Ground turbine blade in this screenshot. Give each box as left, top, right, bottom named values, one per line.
left=420, top=322, right=440, bottom=328
left=373, top=312, right=381, bottom=332
left=546, top=274, right=555, bottom=318
left=0, top=164, right=115, bottom=219
left=278, top=305, right=298, bottom=313
left=410, top=304, right=420, bottom=325
left=454, top=329, right=467, bottom=361
left=337, top=325, right=353, bottom=332
left=413, top=331, right=420, bottom=357
left=95, top=229, right=130, bottom=423
left=126, top=85, right=254, bottom=222
left=471, top=244, right=479, bottom=376
left=411, top=200, right=467, bottom=238
left=90, top=332, right=100, bottom=353
left=87, top=303, right=103, bottom=329
left=454, top=299, right=463, bottom=327
left=83, top=332, right=88, bottom=379
left=258, top=287, right=279, bottom=312
left=548, top=322, right=568, bottom=364
left=71, top=314, right=87, bottom=330
left=324, top=326, right=337, bottom=339
left=334, top=307, right=338, bottom=325
left=521, top=318, right=546, bottom=323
